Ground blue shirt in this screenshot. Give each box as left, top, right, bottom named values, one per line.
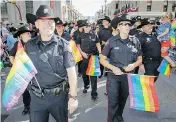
left=6, top=33, right=17, bottom=51
left=157, top=22, right=171, bottom=41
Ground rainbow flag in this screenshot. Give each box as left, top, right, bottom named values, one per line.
left=157, top=59, right=171, bottom=77
left=170, top=19, right=176, bottom=47
left=86, top=55, right=101, bottom=76
left=128, top=74, right=159, bottom=112
left=2, top=41, right=37, bottom=110
left=69, top=40, right=83, bottom=63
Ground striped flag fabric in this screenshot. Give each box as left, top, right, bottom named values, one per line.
left=2, top=41, right=37, bottom=110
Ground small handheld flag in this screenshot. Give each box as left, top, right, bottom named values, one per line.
left=86, top=55, right=101, bottom=76
left=2, top=41, right=37, bottom=110
left=128, top=74, right=159, bottom=112
left=69, top=40, right=83, bottom=63
left=157, top=59, right=171, bottom=77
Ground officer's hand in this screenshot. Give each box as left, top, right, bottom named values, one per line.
left=81, top=52, right=88, bottom=59
left=68, top=98, right=78, bottom=114
left=157, top=36, right=161, bottom=41
left=170, top=62, right=176, bottom=68
left=124, top=64, right=135, bottom=72
left=112, top=66, right=124, bottom=75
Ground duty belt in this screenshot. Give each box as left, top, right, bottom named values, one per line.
left=143, top=57, right=162, bottom=61
left=30, top=81, right=68, bottom=98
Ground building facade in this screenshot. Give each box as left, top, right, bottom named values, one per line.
left=1, top=0, right=84, bottom=25
left=95, top=0, right=176, bottom=20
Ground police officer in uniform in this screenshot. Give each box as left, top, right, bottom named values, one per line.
left=25, top=5, right=78, bottom=122
left=98, top=16, right=112, bottom=77
left=138, top=19, right=162, bottom=81
left=77, top=20, right=101, bottom=100
left=56, top=19, right=71, bottom=41
left=100, top=14, right=142, bottom=122
left=9, top=26, right=33, bottom=116
left=73, top=20, right=85, bottom=77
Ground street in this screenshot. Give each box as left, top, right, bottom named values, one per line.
left=1, top=67, right=176, bottom=122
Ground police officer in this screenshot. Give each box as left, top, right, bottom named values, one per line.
left=25, top=5, right=78, bottom=122
left=110, top=17, right=121, bottom=36
left=9, top=26, right=32, bottom=116
left=138, top=19, right=162, bottom=81
left=98, top=16, right=112, bottom=78
left=56, top=19, right=71, bottom=41
left=73, top=20, right=84, bottom=77
left=77, top=20, right=101, bottom=100
left=100, top=14, right=142, bottom=122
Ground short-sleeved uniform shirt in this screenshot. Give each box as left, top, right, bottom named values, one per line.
left=25, top=34, right=75, bottom=111
left=76, top=32, right=100, bottom=55
left=9, top=40, right=25, bottom=56
left=61, top=31, right=71, bottom=41
left=157, top=22, right=171, bottom=41
left=98, top=27, right=112, bottom=43
left=102, top=35, right=142, bottom=70
left=138, top=32, right=161, bottom=58
left=25, top=34, right=75, bottom=88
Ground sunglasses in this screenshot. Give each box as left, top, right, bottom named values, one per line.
left=119, top=23, right=132, bottom=26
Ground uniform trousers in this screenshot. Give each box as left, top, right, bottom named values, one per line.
left=81, top=57, right=98, bottom=96
left=107, top=73, right=129, bottom=122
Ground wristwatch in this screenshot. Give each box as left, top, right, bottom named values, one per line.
left=69, top=94, right=77, bottom=100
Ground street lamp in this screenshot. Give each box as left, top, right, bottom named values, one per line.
left=2, top=0, right=22, bottom=21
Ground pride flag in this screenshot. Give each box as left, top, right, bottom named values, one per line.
left=170, top=19, right=176, bottom=47
left=2, top=41, right=37, bottom=110
left=157, top=59, right=171, bottom=77
left=69, top=40, right=83, bottom=63
left=86, top=55, right=101, bottom=76
left=128, top=74, right=159, bottom=112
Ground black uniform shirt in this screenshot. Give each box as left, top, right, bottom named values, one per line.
left=25, top=34, right=75, bottom=88
left=9, top=40, right=25, bottom=56
left=76, top=32, right=100, bottom=54
left=102, top=35, right=142, bottom=68
left=138, top=32, right=161, bottom=58
left=73, top=29, right=80, bottom=42
left=61, top=31, right=71, bottom=41
left=98, top=27, right=112, bottom=43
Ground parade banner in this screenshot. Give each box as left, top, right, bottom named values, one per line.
left=86, top=56, right=101, bottom=76
left=157, top=59, right=171, bottom=77
left=69, top=40, right=83, bottom=63
left=128, top=74, right=159, bottom=112
left=2, top=41, right=37, bottom=110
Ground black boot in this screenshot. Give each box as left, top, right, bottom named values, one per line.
left=117, top=116, right=124, bottom=122
left=22, top=106, right=30, bottom=116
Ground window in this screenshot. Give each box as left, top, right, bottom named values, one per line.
left=116, top=3, right=118, bottom=9
left=25, top=1, right=33, bottom=13
left=1, top=3, right=8, bottom=14
left=147, top=5, right=151, bottom=11
left=163, top=5, right=167, bottom=12
left=172, top=4, right=176, bottom=12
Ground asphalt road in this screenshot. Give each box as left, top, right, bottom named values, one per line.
left=1, top=67, right=176, bottom=122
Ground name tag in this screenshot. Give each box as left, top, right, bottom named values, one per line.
left=114, top=47, right=120, bottom=50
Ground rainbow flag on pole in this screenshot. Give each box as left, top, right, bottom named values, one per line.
left=69, top=40, right=83, bottom=63
left=2, top=41, right=37, bottom=110
left=157, top=59, right=171, bottom=77
left=86, top=55, right=101, bottom=76
left=128, top=74, right=159, bottom=112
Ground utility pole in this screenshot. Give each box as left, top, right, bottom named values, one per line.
left=104, top=0, right=107, bottom=16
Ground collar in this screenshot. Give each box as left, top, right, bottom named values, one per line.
left=115, top=35, right=130, bottom=43
left=35, top=34, right=58, bottom=44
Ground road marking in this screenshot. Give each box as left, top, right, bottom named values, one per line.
left=85, top=101, right=103, bottom=113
